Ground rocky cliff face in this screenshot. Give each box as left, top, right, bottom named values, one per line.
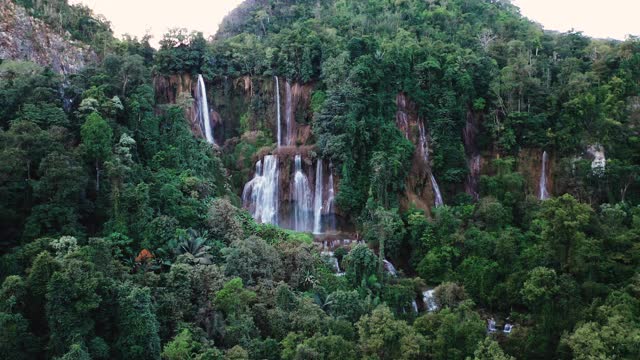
left=517, top=148, right=554, bottom=199
left=154, top=74, right=315, bottom=147
left=395, top=93, right=436, bottom=214
left=0, top=1, right=96, bottom=74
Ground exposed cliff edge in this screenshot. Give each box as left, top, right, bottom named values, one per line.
left=0, top=1, right=96, bottom=75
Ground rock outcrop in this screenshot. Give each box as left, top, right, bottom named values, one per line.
left=395, top=93, right=437, bottom=214
left=0, top=1, right=96, bottom=75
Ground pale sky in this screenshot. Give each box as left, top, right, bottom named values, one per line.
left=69, top=0, right=245, bottom=47
left=70, top=0, right=638, bottom=48
left=513, top=0, right=639, bottom=40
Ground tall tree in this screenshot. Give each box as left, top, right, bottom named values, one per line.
left=80, top=112, right=113, bottom=191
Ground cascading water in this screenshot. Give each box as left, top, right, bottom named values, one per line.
left=431, top=175, right=444, bottom=207
left=313, top=159, right=324, bottom=234
left=418, top=121, right=444, bottom=207
left=292, top=155, right=312, bottom=231
left=326, top=171, right=335, bottom=213
left=539, top=151, right=550, bottom=200
left=321, top=251, right=341, bottom=273
left=396, top=94, right=410, bottom=139
left=587, top=144, right=606, bottom=175
left=383, top=259, right=398, bottom=277
left=242, top=155, right=279, bottom=225
left=411, top=300, right=419, bottom=313
left=418, top=121, right=428, bottom=161
left=196, top=75, right=214, bottom=144
left=423, top=290, right=438, bottom=312
left=284, top=80, right=294, bottom=146
left=325, top=164, right=336, bottom=232
left=275, top=76, right=282, bottom=147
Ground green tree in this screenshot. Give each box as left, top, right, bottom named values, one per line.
left=414, top=301, right=486, bottom=360
left=214, top=278, right=256, bottom=316
left=46, top=259, right=103, bottom=356
left=361, top=202, right=406, bottom=266
left=162, top=328, right=200, bottom=360
left=24, top=151, right=88, bottom=239
left=343, top=245, right=379, bottom=287
left=81, top=112, right=113, bottom=191
left=115, top=285, right=161, bottom=359
left=472, top=338, right=515, bottom=360
left=539, top=194, right=593, bottom=273
left=285, top=334, right=357, bottom=360
left=224, top=236, right=282, bottom=285
left=356, top=305, right=426, bottom=359
left=0, top=312, right=37, bottom=360
left=57, top=343, right=91, bottom=360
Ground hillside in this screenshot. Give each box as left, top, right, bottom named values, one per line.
left=0, top=0, right=102, bottom=74
left=0, top=0, right=639, bottom=359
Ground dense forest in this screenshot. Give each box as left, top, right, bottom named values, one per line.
left=1, top=0, right=639, bottom=359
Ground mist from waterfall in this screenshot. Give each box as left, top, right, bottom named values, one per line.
left=539, top=150, right=550, bottom=200
left=418, top=121, right=444, bottom=207
left=275, top=76, right=282, bottom=147
left=242, top=155, right=279, bottom=225
left=313, top=158, right=324, bottom=234
left=293, top=155, right=312, bottom=231
left=196, top=74, right=214, bottom=144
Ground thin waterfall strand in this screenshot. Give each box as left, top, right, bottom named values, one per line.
left=196, top=75, right=214, bottom=144
left=325, top=164, right=336, bottom=232
left=396, top=94, right=410, bottom=139
left=431, top=174, right=444, bottom=207
left=275, top=76, right=281, bottom=147
left=539, top=150, right=549, bottom=200
left=313, top=159, right=324, bottom=234
left=418, top=121, right=444, bottom=206
left=284, top=80, right=293, bottom=146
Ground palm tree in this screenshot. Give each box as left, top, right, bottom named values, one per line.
left=175, top=229, right=214, bottom=265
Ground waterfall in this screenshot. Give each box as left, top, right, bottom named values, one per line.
left=587, top=144, right=606, bottom=175
left=196, top=75, right=214, bottom=144
left=418, top=121, right=444, bottom=207
left=422, top=290, right=438, bottom=312
left=396, top=94, right=410, bottom=139
left=539, top=151, right=549, bottom=200
left=326, top=170, right=335, bottom=213
left=431, top=174, right=444, bottom=207
left=284, top=80, right=294, bottom=146
left=321, top=251, right=340, bottom=273
left=383, top=259, right=397, bottom=277
left=418, top=121, right=429, bottom=163
left=275, top=76, right=282, bottom=147
left=242, top=155, right=279, bottom=225
left=325, top=163, right=336, bottom=232
left=313, top=159, right=324, bottom=234
left=411, top=300, right=419, bottom=313
left=293, top=155, right=312, bottom=231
